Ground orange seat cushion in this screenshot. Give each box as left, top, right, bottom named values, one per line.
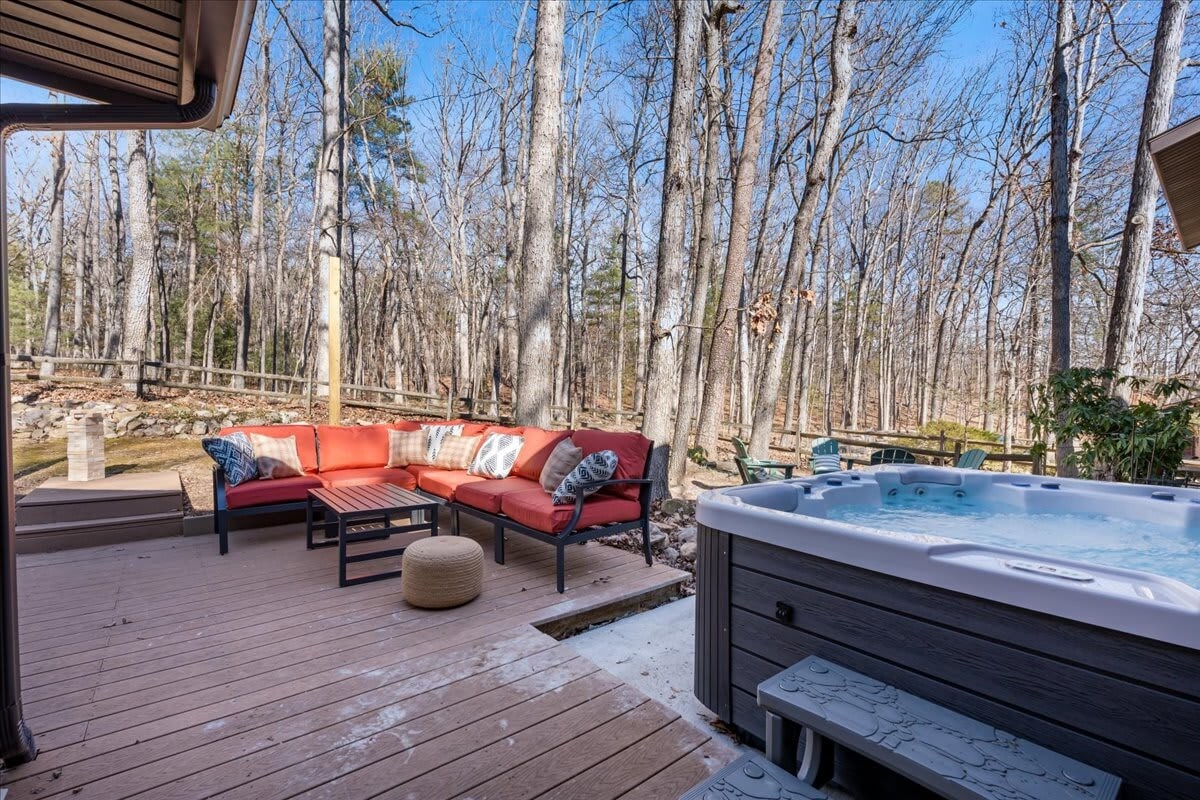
left=417, top=469, right=485, bottom=501
left=318, top=467, right=416, bottom=490
left=225, top=475, right=323, bottom=509
left=498, top=489, right=641, bottom=534
left=453, top=476, right=542, bottom=514
left=220, top=425, right=319, bottom=474
left=316, top=424, right=390, bottom=471
left=570, top=430, right=651, bottom=501
left=513, top=428, right=572, bottom=481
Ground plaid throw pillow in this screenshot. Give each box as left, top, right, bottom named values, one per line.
left=551, top=450, right=618, bottom=505
left=247, top=433, right=305, bottom=479
left=539, top=438, right=584, bottom=492
left=468, top=433, right=525, bottom=479
left=421, top=423, right=463, bottom=463
left=202, top=432, right=257, bottom=486
left=387, top=428, right=429, bottom=467
left=432, top=434, right=483, bottom=469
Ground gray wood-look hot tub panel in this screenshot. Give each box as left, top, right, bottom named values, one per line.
left=694, top=525, right=1200, bottom=800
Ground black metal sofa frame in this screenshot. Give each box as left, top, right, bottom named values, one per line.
left=444, top=440, right=656, bottom=593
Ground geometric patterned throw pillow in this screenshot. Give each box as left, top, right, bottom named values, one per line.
left=468, top=433, right=524, bottom=479
left=421, top=423, right=463, bottom=464
left=551, top=450, right=618, bottom=505
left=247, top=433, right=305, bottom=479
left=201, top=432, right=258, bottom=486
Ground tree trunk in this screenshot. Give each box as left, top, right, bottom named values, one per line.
left=316, top=0, right=346, bottom=396
left=641, top=0, right=703, bottom=481
left=102, top=132, right=126, bottom=366
left=121, top=130, right=155, bottom=390
left=694, top=0, right=783, bottom=458
left=39, top=133, right=67, bottom=378
left=1049, top=0, right=1075, bottom=474
left=669, top=1, right=739, bottom=487
left=1103, top=0, right=1189, bottom=393
left=749, top=0, right=856, bottom=457
left=515, top=0, right=565, bottom=427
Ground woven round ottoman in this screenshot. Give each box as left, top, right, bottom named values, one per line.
left=401, top=536, right=484, bottom=609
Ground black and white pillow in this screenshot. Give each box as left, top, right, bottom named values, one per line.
left=551, top=450, right=618, bottom=505
left=468, top=433, right=524, bottom=479
left=421, top=423, right=463, bottom=463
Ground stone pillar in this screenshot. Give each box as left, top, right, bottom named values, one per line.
left=67, top=412, right=105, bottom=482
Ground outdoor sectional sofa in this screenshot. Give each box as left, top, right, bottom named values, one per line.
left=211, top=420, right=654, bottom=592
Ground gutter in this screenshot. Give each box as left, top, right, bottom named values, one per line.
left=0, top=75, right=218, bottom=768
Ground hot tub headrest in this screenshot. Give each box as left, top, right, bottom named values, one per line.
left=725, top=483, right=800, bottom=512
left=896, top=467, right=963, bottom=486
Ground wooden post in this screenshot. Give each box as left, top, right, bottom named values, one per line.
left=328, top=256, right=341, bottom=424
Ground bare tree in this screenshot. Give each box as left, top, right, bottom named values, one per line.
left=316, top=0, right=347, bottom=396
left=1103, top=0, right=1190, bottom=393
left=695, top=0, right=785, bottom=458
left=641, top=0, right=703, bottom=479
left=121, top=131, right=155, bottom=389
left=749, top=0, right=857, bottom=457
left=39, top=132, right=67, bottom=378
left=515, top=0, right=565, bottom=426
left=1049, top=0, right=1075, bottom=473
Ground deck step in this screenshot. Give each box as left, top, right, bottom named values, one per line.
left=758, top=656, right=1121, bottom=800
left=679, top=753, right=829, bottom=799
left=16, top=471, right=183, bottom=552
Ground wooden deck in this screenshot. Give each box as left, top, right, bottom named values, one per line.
left=3, top=517, right=736, bottom=799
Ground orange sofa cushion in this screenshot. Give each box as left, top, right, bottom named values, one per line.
left=417, top=469, right=485, bottom=501
left=513, top=428, right=571, bottom=481
left=318, top=467, right=416, bottom=490
left=316, top=424, right=390, bottom=471
left=220, top=425, right=318, bottom=475
left=498, top=489, right=641, bottom=534
left=225, top=475, right=323, bottom=509
left=570, top=429, right=651, bottom=501
left=388, top=420, right=422, bottom=432
left=484, top=425, right=525, bottom=436
left=453, top=476, right=541, bottom=514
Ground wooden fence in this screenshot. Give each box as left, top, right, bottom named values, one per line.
left=10, top=353, right=1042, bottom=472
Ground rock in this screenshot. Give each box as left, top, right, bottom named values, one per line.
left=675, top=525, right=697, bottom=543
left=114, top=412, right=142, bottom=431
left=660, top=498, right=690, bottom=516
left=196, top=409, right=214, bottom=419
left=172, top=423, right=187, bottom=435
left=23, top=408, right=44, bottom=423
left=192, top=421, right=209, bottom=436
left=648, top=526, right=668, bottom=548
left=680, top=541, right=697, bottom=560
left=663, top=546, right=679, bottom=562
left=244, top=417, right=267, bottom=427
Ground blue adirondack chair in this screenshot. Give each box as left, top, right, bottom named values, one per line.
left=957, top=448, right=988, bottom=470
left=733, top=437, right=796, bottom=484
left=810, top=437, right=843, bottom=475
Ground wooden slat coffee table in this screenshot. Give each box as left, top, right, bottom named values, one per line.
left=305, top=484, right=440, bottom=587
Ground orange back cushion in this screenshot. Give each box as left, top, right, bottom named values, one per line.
left=570, top=429, right=652, bottom=501
left=513, top=427, right=572, bottom=481
left=316, top=424, right=390, bottom=471
left=219, top=425, right=319, bottom=474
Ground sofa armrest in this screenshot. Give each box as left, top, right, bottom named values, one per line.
left=560, top=477, right=654, bottom=535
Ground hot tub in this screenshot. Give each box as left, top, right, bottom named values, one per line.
left=693, top=467, right=1200, bottom=800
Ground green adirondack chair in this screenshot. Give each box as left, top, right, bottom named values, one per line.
left=732, top=436, right=796, bottom=484
left=956, top=448, right=987, bottom=470
left=870, top=447, right=916, bottom=466
left=810, top=437, right=843, bottom=474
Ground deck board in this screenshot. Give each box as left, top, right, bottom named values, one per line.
left=5, top=515, right=736, bottom=799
